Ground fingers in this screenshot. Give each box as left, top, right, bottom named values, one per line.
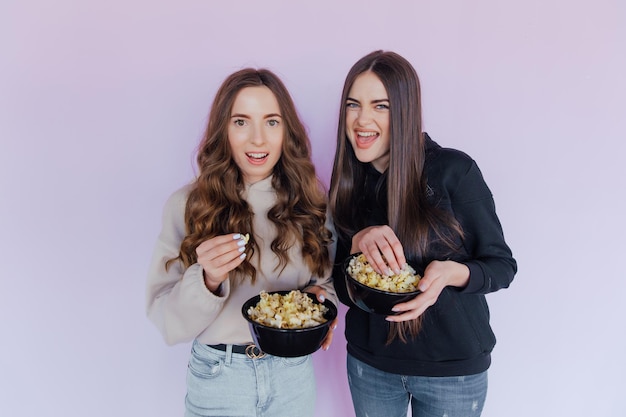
left=305, top=286, right=328, bottom=303
left=386, top=300, right=428, bottom=322
left=321, top=318, right=338, bottom=351
left=196, top=233, right=247, bottom=257
left=386, top=262, right=451, bottom=322
left=354, top=226, right=406, bottom=275
left=197, top=233, right=249, bottom=284
left=361, top=241, right=393, bottom=276
left=303, top=286, right=336, bottom=351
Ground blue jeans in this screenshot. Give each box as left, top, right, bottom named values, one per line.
left=347, top=354, right=488, bottom=417
left=185, top=340, right=316, bottom=417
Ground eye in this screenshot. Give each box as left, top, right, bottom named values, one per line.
left=346, top=102, right=359, bottom=109
left=376, top=104, right=390, bottom=110
left=267, top=119, right=280, bottom=127
left=233, top=119, right=247, bottom=127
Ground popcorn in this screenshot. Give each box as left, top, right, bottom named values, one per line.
left=247, top=290, right=328, bottom=329
left=347, top=253, right=421, bottom=293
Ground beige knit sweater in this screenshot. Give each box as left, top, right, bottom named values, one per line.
left=146, top=176, right=337, bottom=346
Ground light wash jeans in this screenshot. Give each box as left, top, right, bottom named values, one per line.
left=185, top=340, right=315, bottom=417
left=347, top=354, right=488, bottom=417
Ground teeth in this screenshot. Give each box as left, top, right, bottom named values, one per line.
left=357, top=131, right=377, bottom=137
left=247, top=153, right=268, bottom=158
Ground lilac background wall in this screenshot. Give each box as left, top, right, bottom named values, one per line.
left=2, top=1, right=625, bottom=416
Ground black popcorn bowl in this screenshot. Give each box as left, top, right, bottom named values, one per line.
left=344, top=253, right=422, bottom=316
left=241, top=291, right=337, bottom=357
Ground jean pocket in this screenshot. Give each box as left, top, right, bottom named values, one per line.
left=279, top=354, right=309, bottom=367
left=188, top=346, right=223, bottom=379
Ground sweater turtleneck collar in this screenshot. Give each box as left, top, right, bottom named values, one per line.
left=245, top=175, right=274, bottom=192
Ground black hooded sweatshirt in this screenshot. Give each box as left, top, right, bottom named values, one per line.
left=332, top=135, right=517, bottom=377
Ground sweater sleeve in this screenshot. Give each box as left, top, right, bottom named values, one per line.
left=145, top=186, right=229, bottom=345
left=331, top=233, right=355, bottom=308
left=447, top=158, right=517, bottom=294
left=303, top=212, right=339, bottom=307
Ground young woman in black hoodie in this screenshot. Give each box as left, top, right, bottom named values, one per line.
left=329, top=50, right=517, bottom=417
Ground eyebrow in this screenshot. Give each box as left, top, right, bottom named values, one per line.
left=230, top=113, right=283, bottom=118
left=346, top=97, right=389, bottom=104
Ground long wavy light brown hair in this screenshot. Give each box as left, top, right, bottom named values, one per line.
left=329, top=51, right=463, bottom=343
left=167, top=68, right=332, bottom=283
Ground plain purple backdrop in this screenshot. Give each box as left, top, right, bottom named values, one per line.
left=1, top=1, right=625, bottom=416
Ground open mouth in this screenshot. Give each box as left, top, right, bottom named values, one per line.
left=355, top=131, right=379, bottom=148
left=246, top=152, right=269, bottom=164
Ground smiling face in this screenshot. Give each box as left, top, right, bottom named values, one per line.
left=228, top=86, right=284, bottom=184
left=345, top=71, right=391, bottom=172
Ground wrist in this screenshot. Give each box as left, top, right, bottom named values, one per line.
left=449, top=261, right=470, bottom=288
left=203, top=272, right=222, bottom=295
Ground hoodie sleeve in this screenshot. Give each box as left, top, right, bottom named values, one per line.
left=443, top=154, right=517, bottom=294
left=145, top=186, right=230, bottom=345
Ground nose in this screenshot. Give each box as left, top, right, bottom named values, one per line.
left=249, top=122, right=266, bottom=146
left=356, top=107, right=373, bottom=126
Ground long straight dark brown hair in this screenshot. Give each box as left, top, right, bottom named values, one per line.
left=329, top=51, right=463, bottom=343
left=167, top=68, right=332, bottom=283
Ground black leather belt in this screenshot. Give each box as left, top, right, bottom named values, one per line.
left=208, top=343, right=266, bottom=359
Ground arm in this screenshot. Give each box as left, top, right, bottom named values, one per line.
left=389, top=156, right=517, bottom=321
left=330, top=226, right=357, bottom=308
left=302, top=213, right=339, bottom=350
left=303, top=213, right=338, bottom=306
left=145, top=187, right=230, bottom=345
left=451, top=160, right=517, bottom=294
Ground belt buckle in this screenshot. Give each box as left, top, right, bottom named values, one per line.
left=245, top=344, right=266, bottom=359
